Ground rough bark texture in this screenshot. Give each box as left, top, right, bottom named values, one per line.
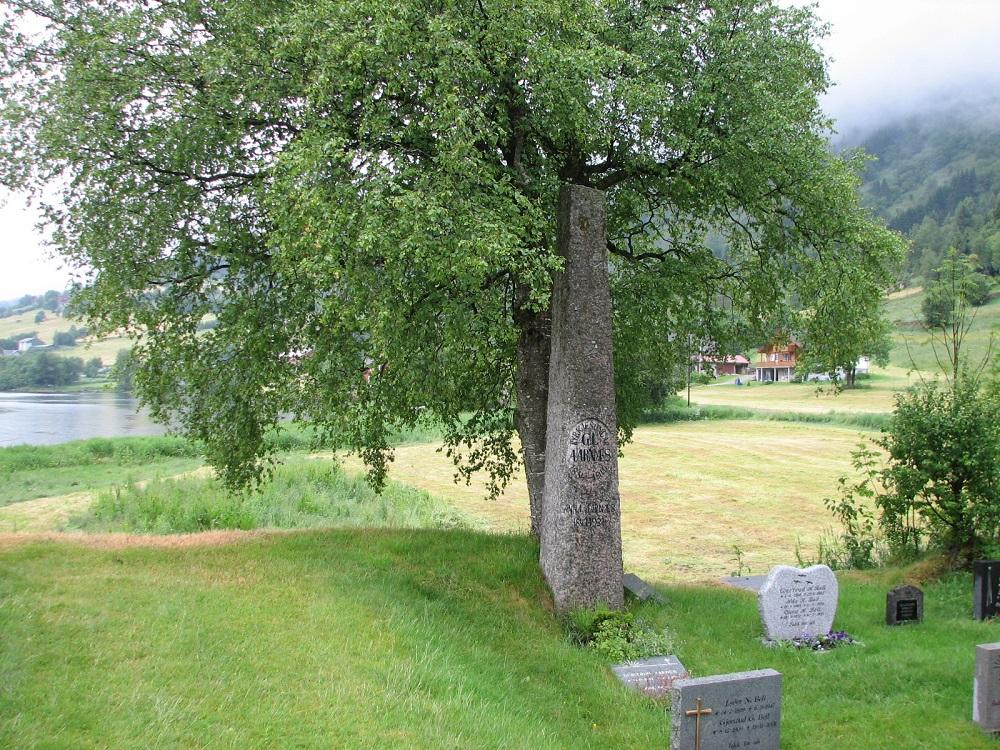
left=514, top=285, right=551, bottom=538
left=539, top=184, right=624, bottom=613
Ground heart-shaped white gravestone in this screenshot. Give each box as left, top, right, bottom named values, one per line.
left=757, top=564, right=838, bottom=640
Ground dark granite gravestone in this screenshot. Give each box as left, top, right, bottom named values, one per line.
left=612, top=655, right=689, bottom=699
left=886, top=584, right=923, bottom=626
left=973, top=642, right=1000, bottom=734
left=623, top=573, right=666, bottom=604
left=671, top=669, right=782, bottom=750
left=973, top=561, right=1000, bottom=620
left=539, top=185, right=623, bottom=613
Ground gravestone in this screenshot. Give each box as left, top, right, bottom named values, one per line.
left=539, top=184, right=623, bottom=613
left=671, top=669, right=782, bottom=750
left=757, top=564, right=838, bottom=641
left=612, top=655, right=688, bottom=699
left=973, top=560, right=1000, bottom=620
left=886, top=584, right=923, bottom=626
left=973, top=642, right=1000, bottom=734
left=623, top=573, right=666, bottom=604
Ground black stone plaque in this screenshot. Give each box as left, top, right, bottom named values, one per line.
left=974, top=561, right=1000, bottom=621
left=886, top=584, right=923, bottom=626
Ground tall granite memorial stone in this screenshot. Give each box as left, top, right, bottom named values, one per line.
left=539, top=184, right=624, bottom=613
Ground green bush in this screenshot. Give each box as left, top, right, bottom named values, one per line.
left=827, top=375, right=1000, bottom=568
left=567, top=606, right=675, bottom=663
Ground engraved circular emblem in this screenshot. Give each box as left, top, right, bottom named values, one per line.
left=566, top=418, right=614, bottom=489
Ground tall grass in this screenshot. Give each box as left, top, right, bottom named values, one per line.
left=69, top=459, right=474, bottom=534
left=640, top=400, right=889, bottom=431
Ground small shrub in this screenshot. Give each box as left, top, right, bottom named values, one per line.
left=567, top=606, right=675, bottom=662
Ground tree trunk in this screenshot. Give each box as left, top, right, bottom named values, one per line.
left=514, top=285, right=551, bottom=538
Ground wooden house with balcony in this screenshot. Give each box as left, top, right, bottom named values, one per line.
left=754, top=340, right=800, bottom=382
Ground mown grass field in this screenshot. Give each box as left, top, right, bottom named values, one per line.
left=687, top=367, right=918, bottom=415
left=3, top=420, right=867, bottom=581
left=342, top=419, right=870, bottom=583
left=1, top=531, right=996, bottom=750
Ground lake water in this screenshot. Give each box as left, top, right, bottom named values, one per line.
left=0, top=392, right=166, bottom=447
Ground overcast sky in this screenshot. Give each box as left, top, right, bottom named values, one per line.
left=2, top=0, right=999, bottom=301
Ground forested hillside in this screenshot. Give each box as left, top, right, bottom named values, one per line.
left=848, top=96, right=1000, bottom=280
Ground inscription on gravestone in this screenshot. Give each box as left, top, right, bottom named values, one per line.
left=973, top=642, right=1000, bottom=734
left=973, top=561, right=1000, bottom=620
left=612, top=655, right=689, bottom=699
left=566, top=418, right=614, bottom=489
left=886, top=584, right=923, bottom=626
left=671, top=669, right=782, bottom=750
left=758, top=565, right=838, bottom=641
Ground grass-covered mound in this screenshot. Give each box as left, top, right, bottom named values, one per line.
left=1, top=531, right=997, bottom=749
left=0, top=531, right=665, bottom=749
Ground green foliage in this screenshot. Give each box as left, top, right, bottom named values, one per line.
left=830, top=377, right=1000, bottom=568
left=823, top=445, right=890, bottom=569
left=854, top=97, right=1000, bottom=279
left=690, top=371, right=715, bottom=386
left=921, top=251, right=992, bottom=329
left=0, top=0, right=905, bottom=496
left=33, top=309, right=45, bottom=324
left=0, top=436, right=202, bottom=473
left=83, top=356, right=102, bottom=378
left=639, top=398, right=889, bottom=431
left=567, top=606, right=675, bottom=663
left=111, top=348, right=135, bottom=392
left=0, top=350, right=83, bottom=390
left=51, top=325, right=88, bottom=347
left=920, top=250, right=996, bottom=382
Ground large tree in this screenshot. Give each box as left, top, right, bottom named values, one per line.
left=1, top=0, right=903, bottom=535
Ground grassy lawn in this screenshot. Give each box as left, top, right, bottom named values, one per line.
left=0, top=420, right=862, bottom=583
left=3, top=421, right=868, bottom=582
left=345, top=419, right=870, bottom=583
left=1, top=531, right=995, bottom=750
left=686, top=367, right=919, bottom=415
